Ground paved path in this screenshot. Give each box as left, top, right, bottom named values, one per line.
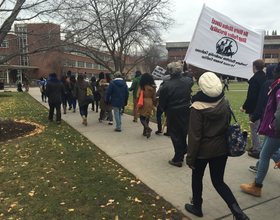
left=3, top=87, right=280, bottom=220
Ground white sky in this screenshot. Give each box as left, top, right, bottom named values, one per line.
left=163, top=0, right=279, bottom=42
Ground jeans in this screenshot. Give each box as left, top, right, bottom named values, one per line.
left=256, top=136, right=280, bottom=166
left=62, top=94, right=69, bottom=106
left=79, top=104, right=89, bottom=117
left=192, top=155, right=237, bottom=206
left=249, top=114, right=261, bottom=153
left=72, top=99, right=76, bottom=109
left=41, top=92, right=46, bottom=101
left=49, top=103, right=61, bottom=122
left=113, top=107, right=122, bottom=130
left=156, top=104, right=163, bottom=132
left=255, top=136, right=280, bottom=184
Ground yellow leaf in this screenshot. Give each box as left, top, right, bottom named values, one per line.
left=92, top=168, right=95, bottom=171
left=29, top=191, right=35, bottom=196
left=156, top=196, right=160, bottom=200
left=43, top=209, right=47, bottom=212
left=115, top=216, right=119, bottom=220
left=151, top=204, right=156, bottom=206
left=68, top=209, right=74, bottom=212
left=139, top=216, right=143, bottom=218
left=60, top=202, right=65, bottom=205
left=100, top=205, right=105, bottom=208
left=61, top=152, right=63, bottom=154
left=135, top=198, right=142, bottom=203
left=86, top=160, right=88, bottom=163
left=10, top=202, right=18, bottom=207
left=19, top=208, right=23, bottom=211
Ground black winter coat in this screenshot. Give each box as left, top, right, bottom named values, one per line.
left=159, top=74, right=194, bottom=147
left=243, top=70, right=266, bottom=114
left=45, top=78, right=65, bottom=104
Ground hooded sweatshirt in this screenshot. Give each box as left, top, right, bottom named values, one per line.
left=105, top=78, right=129, bottom=107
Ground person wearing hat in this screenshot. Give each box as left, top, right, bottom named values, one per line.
left=129, top=70, right=142, bottom=122
left=159, top=61, right=193, bottom=167
left=45, top=73, right=65, bottom=124
left=105, top=71, right=129, bottom=132
left=185, top=72, right=249, bottom=220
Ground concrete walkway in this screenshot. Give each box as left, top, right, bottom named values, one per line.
left=3, top=87, right=280, bottom=220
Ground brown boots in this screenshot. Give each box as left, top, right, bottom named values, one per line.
left=240, top=180, right=262, bottom=197
left=82, top=115, right=87, bottom=126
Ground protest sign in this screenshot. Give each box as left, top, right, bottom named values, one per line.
left=184, top=4, right=265, bottom=79
left=152, top=66, right=166, bottom=79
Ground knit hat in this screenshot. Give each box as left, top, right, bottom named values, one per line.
left=198, top=72, right=222, bottom=98
left=166, top=61, right=182, bottom=75
left=49, top=73, right=57, bottom=78
left=114, top=71, right=122, bottom=77
left=135, top=70, right=142, bottom=77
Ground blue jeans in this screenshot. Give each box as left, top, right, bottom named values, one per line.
left=255, top=136, right=280, bottom=184
left=113, top=107, right=122, bottom=130
left=156, top=104, right=163, bottom=132
left=79, top=104, right=89, bottom=117
left=249, top=114, right=261, bottom=153
left=72, top=99, right=76, bottom=109
left=256, top=136, right=280, bottom=166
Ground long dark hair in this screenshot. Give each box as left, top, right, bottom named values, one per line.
left=77, top=74, right=85, bottom=89
left=139, top=73, right=155, bottom=90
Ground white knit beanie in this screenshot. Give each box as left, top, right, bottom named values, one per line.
left=198, top=72, right=222, bottom=97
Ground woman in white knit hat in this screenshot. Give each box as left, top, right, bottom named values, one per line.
left=185, top=72, right=249, bottom=220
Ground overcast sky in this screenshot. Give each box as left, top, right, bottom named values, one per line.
left=163, top=0, right=279, bottom=42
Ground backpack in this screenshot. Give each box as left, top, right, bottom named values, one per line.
left=226, top=98, right=247, bottom=157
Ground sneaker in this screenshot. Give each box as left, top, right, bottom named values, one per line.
left=114, top=128, right=121, bottom=132
left=249, top=166, right=258, bottom=173
left=57, top=121, right=61, bottom=124
left=163, top=132, right=170, bottom=137
left=155, top=130, right=162, bottom=135
left=98, top=118, right=102, bottom=123
left=108, top=121, right=113, bottom=125
left=248, top=152, right=260, bottom=159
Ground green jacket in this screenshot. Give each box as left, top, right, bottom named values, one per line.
left=129, top=75, right=142, bottom=99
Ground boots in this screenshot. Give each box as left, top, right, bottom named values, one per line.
left=82, top=115, right=87, bottom=126
left=185, top=198, right=203, bottom=217
left=141, top=119, right=152, bottom=138
left=63, top=105, right=66, bottom=114
left=240, top=180, right=262, bottom=197
left=142, top=127, right=147, bottom=136
left=73, top=109, right=76, bottom=113
left=229, top=203, right=250, bottom=220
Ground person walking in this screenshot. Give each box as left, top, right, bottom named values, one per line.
left=223, top=77, right=229, bottom=91
left=95, top=72, right=105, bottom=113
left=90, top=76, right=97, bottom=111
left=69, top=75, right=77, bottom=113
left=74, top=74, right=93, bottom=126
left=159, top=61, right=193, bottom=167
left=137, top=73, right=157, bottom=138
left=248, top=64, right=280, bottom=173
left=61, top=75, right=71, bottom=114
left=185, top=72, right=249, bottom=220
left=239, top=59, right=266, bottom=159
left=97, top=79, right=113, bottom=125
left=45, top=73, right=65, bottom=124
left=128, top=70, right=142, bottom=122
left=241, top=63, right=280, bottom=197
left=39, top=77, right=46, bottom=102
left=105, top=71, right=129, bottom=132
left=155, top=75, right=170, bottom=135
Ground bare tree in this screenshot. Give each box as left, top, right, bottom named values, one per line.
left=0, top=0, right=84, bottom=64
left=45, top=54, right=67, bottom=78
left=62, top=0, right=173, bottom=76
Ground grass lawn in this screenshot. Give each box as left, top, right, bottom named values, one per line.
left=124, top=82, right=257, bottom=149
left=0, top=92, right=184, bottom=219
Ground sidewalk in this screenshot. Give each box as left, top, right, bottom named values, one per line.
left=7, top=88, right=280, bottom=220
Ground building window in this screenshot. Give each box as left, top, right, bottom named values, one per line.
left=86, top=62, right=92, bottom=68
left=69, top=60, right=76, bottom=67
left=62, top=59, right=68, bottom=66
left=265, top=54, right=271, bottom=58
left=272, top=54, right=279, bottom=58
left=17, top=26, right=29, bottom=66
left=100, top=65, right=105, bottom=70
left=0, top=39, right=8, bottom=48
left=77, top=61, right=85, bottom=67
left=93, top=63, right=99, bottom=69
left=105, top=56, right=110, bottom=61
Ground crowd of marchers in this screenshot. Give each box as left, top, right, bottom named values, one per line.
left=35, top=60, right=280, bottom=220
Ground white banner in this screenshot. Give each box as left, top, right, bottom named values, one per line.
left=184, top=4, right=265, bottom=79
left=152, top=66, right=166, bottom=79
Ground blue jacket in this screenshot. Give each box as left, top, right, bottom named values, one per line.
left=106, top=78, right=129, bottom=107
